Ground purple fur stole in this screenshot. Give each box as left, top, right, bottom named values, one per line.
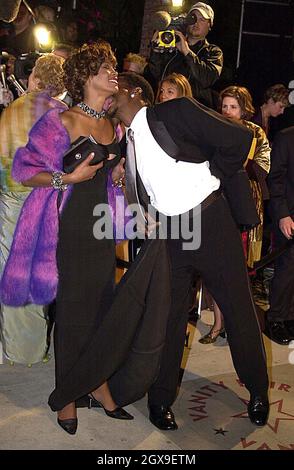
left=0, top=109, right=128, bottom=306
left=0, top=108, right=71, bottom=306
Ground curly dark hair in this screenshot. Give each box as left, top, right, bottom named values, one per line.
left=63, top=42, right=117, bottom=102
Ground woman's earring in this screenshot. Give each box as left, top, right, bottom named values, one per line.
left=130, top=92, right=135, bottom=98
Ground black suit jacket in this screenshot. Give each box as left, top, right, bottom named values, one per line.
left=145, top=97, right=259, bottom=227
left=268, top=126, right=294, bottom=223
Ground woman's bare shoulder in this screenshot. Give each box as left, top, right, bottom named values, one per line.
left=60, top=108, right=79, bottom=127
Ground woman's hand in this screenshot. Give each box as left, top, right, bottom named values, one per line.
left=111, top=157, right=125, bottom=186
left=21, top=153, right=103, bottom=188
left=66, top=153, right=104, bottom=184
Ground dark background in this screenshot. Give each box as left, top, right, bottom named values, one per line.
left=61, top=0, right=145, bottom=67
left=62, top=0, right=294, bottom=104
left=190, top=0, right=294, bottom=103
left=8, top=0, right=291, bottom=106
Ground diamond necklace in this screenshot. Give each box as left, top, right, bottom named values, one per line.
left=77, top=102, right=106, bottom=119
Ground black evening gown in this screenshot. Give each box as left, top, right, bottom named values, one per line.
left=48, top=145, right=172, bottom=412
left=53, top=153, right=116, bottom=401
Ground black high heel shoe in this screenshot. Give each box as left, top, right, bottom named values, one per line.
left=57, top=417, right=78, bottom=435
left=76, top=395, right=101, bottom=408
left=88, top=393, right=134, bottom=420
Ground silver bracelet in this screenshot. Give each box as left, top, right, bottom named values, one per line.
left=51, top=171, right=68, bottom=191
left=112, top=177, right=124, bottom=188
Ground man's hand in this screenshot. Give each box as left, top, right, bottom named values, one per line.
left=279, top=216, right=294, bottom=239
left=112, top=157, right=125, bottom=186
left=136, top=210, right=161, bottom=238
left=175, top=30, right=190, bottom=55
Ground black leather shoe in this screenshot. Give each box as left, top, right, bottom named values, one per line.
left=88, top=394, right=134, bottom=420
left=247, top=396, right=269, bottom=426
left=285, top=320, right=294, bottom=340
left=264, top=318, right=291, bottom=345
left=149, top=405, right=178, bottom=431
left=57, top=417, right=78, bottom=435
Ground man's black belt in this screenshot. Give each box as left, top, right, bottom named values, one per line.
left=200, top=188, right=222, bottom=212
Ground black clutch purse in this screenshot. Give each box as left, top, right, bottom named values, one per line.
left=63, top=135, right=109, bottom=173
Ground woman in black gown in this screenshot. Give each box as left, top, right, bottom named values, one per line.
left=14, top=43, right=132, bottom=434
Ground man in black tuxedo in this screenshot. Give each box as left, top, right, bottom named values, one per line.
left=266, top=127, right=294, bottom=344
left=108, top=72, right=269, bottom=430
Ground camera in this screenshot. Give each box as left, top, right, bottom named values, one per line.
left=157, top=12, right=196, bottom=49
left=158, top=29, right=176, bottom=48
left=14, top=52, right=42, bottom=80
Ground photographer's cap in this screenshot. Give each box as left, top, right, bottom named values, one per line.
left=188, top=2, right=214, bottom=27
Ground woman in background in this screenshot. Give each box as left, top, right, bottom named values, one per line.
left=156, top=72, right=192, bottom=103
left=220, top=86, right=271, bottom=267
left=0, top=53, right=67, bottom=365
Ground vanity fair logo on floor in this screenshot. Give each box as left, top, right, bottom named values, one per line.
left=187, top=378, right=294, bottom=450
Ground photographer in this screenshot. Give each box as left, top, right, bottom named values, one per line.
left=145, top=2, right=223, bottom=109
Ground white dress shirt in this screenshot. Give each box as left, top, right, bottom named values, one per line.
left=128, top=107, right=220, bottom=216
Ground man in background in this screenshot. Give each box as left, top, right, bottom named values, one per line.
left=123, top=53, right=147, bottom=75
left=145, top=2, right=223, bottom=109
left=266, top=127, right=294, bottom=345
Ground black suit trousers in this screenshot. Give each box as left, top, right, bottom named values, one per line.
left=268, top=228, right=294, bottom=322
left=148, top=195, right=269, bottom=407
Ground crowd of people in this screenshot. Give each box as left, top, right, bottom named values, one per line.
left=1, top=1, right=294, bottom=437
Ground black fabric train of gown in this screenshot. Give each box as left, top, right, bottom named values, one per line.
left=48, top=142, right=172, bottom=412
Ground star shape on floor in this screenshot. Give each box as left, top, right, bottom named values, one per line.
left=232, top=398, right=294, bottom=433
left=213, top=427, right=228, bottom=435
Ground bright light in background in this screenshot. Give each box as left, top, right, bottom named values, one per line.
left=172, top=0, right=183, bottom=7
left=34, top=25, right=51, bottom=47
